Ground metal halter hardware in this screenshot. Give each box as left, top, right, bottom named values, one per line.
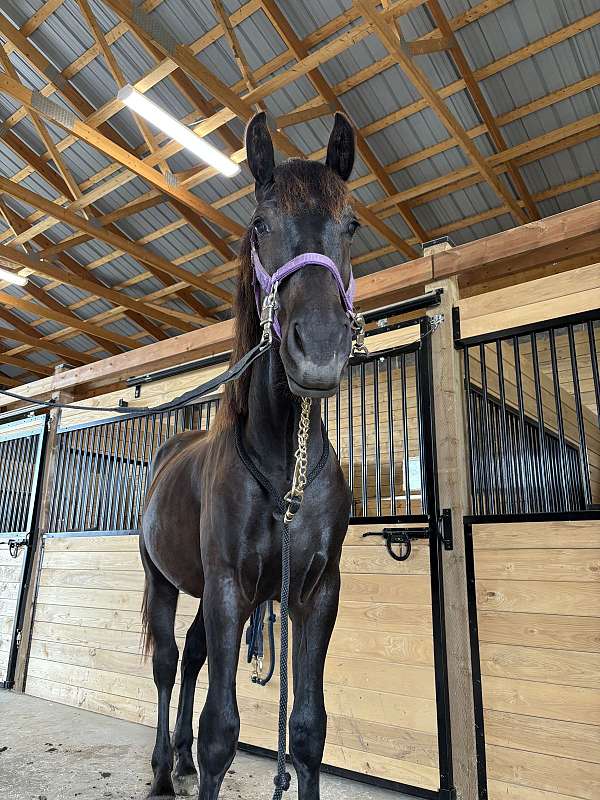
left=251, top=233, right=368, bottom=358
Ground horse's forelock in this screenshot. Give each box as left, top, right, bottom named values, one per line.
left=272, top=159, right=349, bottom=221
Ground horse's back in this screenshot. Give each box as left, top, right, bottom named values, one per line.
left=148, top=428, right=208, bottom=484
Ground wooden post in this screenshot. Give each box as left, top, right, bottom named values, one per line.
left=13, top=366, right=71, bottom=692
left=426, top=272, right=478, bottom=800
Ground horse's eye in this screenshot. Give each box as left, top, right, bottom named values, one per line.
left=254, top=218, right=269, bottom=236
left=346, top=219, right=360, bottom=237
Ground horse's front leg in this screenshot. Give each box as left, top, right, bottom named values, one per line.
left=197, top=575, right=249, bottom=800
left=289, top=564, right=340, bottom=800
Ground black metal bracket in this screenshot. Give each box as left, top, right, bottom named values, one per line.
left=452, top=305, right=461, bottom=343
left=438, top=786, right=457, bottom=800
left=363, top=513, right=454, bottom=559
left=7, top=537, right=28, bottom=559
left=439, top=508, right=453, bottom=550
left=363, top=526, right=429, bottom=561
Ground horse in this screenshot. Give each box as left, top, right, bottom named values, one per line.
left=140, top=110, right=358, bottom=800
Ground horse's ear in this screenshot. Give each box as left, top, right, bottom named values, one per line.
left=246, top=112, right=275, bottom=197
left=325, top=113, right=355, bottom=181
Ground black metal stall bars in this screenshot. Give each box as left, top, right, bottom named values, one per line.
left=457, top=310, right=600, bottom=517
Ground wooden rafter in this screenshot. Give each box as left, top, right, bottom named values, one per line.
left=357, top=0, right=527, bottom=225
left=0, top=291, right=138, bottom=349
left=426, top=0, right=538, bottom=221
left=0, top=307, right=93, bottom=365
left=0, top=172, right=232, bottom=307
left=0, top=0, right=595, bottom=372
left=260, top=0, right=426, bottom=244
left=103, top=0, right=416, bottom=259
left=0, top=74, right=243, bottom=239
left=0, top=199, right=168, bottom=344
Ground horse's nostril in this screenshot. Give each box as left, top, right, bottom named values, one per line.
left=293, top=323, right=305, bottom=355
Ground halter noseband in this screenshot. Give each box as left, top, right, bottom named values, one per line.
left=250, top=233, right=366, bottom=355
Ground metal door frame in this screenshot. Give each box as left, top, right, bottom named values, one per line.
left=0, top=416, right=47, bottom=690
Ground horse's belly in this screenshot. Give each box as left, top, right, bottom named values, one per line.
left=143, top=482, right=204, bottom=597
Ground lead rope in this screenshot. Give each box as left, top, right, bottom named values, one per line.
left=272, top=396, right=312, bottom=800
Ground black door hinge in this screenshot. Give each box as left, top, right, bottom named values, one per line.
left=439, top=508, right=453, bottom=550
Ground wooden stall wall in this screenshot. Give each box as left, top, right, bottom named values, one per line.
left=468, top=520, right=600, bottom=800
left=0, top=543, right=23, bottom=682
left=26, top=523, right=441, bottom=790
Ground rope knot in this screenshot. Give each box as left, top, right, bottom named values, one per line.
left=273, top=772, right=291, bottom=791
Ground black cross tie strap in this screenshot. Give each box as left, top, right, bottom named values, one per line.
left=0, top=339, right=270, bottom=417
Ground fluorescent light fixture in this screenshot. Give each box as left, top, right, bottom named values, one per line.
left=0, top=265, right=27, bottom=287
left=118, top=85, right=240, bottom=178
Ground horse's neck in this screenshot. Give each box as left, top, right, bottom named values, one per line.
left=242, top=347, right=323, bottom=483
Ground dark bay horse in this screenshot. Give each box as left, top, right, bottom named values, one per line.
left=140, top=111, right=357, bottom=800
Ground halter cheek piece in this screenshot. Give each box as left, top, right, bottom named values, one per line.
left=250, top=233, right=367, bottom=356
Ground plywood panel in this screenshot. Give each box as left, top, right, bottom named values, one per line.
left=471, top=520, right=600, bottom=800
left=27, top=531, right=440, bottom=789
left=0, top=544, right=23, bottom=683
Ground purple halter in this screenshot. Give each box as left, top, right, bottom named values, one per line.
left=251, top=234, right=355, bottom=339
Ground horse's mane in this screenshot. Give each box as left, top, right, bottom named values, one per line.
left=212, top=158, right=349, bottom=432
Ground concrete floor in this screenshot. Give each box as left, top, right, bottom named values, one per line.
left=0, top=692, right=407, bottom=800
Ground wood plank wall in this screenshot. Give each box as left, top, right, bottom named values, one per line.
left=470, top=520, right=600, bottom=800
left=0, top=541, right=23, bottom=682
left=26, top=525, right=441, bottom=790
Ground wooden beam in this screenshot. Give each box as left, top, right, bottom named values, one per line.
left=0, top=292, right=139, bottom=349
left=0, top=350, right=52, bottom=376
left=0, top=199, right=168, bottom=343
left=261, top=0, right=425, bottom=245
left=0, top=44, right=86, bottom=211
left=6, top=197, right=598, bottom=404
left=0, top=314, right=93, bottom=366
left=211, top=0, right=262, bottom=99
left=0, top=244, right=200, bottom=333
left=357, top=0, right=528, bottom=225
left=103, top=0, right=414, bottom=258
left=0, top=173, right=232, bottom=306
left=426, top=0, right=538, bottom=221
left=0, top=73, right=244, bottom=240
left=425, top=276, right=477, bottom=800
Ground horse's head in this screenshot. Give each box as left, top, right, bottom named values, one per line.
left=245, top=112, right=358, bottom=398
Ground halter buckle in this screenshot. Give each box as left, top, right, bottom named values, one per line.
left=260, top=283, right=279, bottom=346
left=350, top=312, right=368, bottom=357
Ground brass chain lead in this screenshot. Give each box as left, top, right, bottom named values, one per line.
left=283, top=397, right=312, bottom=523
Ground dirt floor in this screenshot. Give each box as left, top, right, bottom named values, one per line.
left=0, top=692, right=406, bottom=800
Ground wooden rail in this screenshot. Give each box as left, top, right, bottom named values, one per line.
left=3, top=198, right=600, bottom=407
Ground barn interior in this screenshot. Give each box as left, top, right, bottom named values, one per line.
left=0, top=2, right=598, bottom=800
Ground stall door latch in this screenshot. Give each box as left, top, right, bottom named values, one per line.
left=362, top=509, right=453, bottom=562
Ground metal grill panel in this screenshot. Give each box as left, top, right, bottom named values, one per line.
left=463, top=315, right=600, bottom=516
left=48, top=345, right=425, bottom=534
left=0, top=427, right=44, bottom=535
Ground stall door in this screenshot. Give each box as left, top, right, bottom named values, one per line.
left=0, top=418, right=46, bottom=689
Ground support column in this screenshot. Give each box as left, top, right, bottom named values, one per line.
left=426, top=275, right=478, bottom=800
left=13, top=366, right=71, bottom=692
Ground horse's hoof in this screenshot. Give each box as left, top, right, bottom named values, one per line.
left=146, top=775, right=176, bottom=798
left=172, top=770, right=199, bottom=796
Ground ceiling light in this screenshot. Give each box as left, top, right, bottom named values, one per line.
left=118, top=85, right=240, bottom=178
left=0, top=265, right=27, bottom=287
